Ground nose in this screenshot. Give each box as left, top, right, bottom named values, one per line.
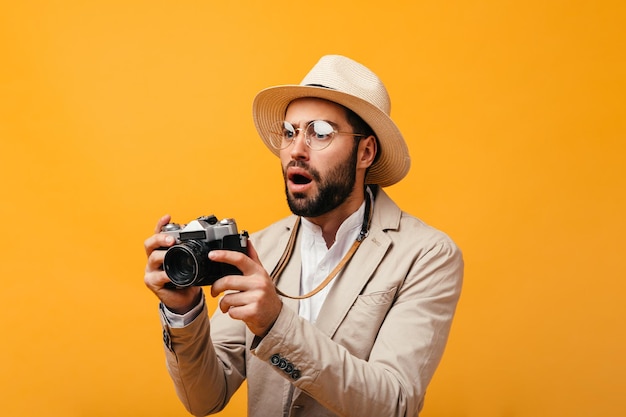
left=288, top=129, right=309, bottom=160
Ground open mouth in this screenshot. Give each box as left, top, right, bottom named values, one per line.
left=287, top=165, right=314, bottom=185
left=290, top=173, right=312, bottom=185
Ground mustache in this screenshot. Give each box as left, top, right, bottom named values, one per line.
left=286, top=160, right=308, bottom=170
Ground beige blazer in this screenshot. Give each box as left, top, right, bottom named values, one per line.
left=161, top=188, right=463, bottom=417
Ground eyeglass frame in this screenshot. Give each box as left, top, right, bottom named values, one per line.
left=268, top=119, right=368, bottom=151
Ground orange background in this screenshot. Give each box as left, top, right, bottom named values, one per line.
left=1, top=1, right=625, bottom=416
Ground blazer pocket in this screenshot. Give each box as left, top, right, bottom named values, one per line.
left=335, top=287, right=397, bottom=359
left=353, top=287, right=397, bottom=307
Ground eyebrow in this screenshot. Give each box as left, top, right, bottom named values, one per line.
left=288, top=119, right=341, bottom=128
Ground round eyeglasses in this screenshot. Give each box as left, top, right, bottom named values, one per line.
left=268, top=120, right=366, bottom=151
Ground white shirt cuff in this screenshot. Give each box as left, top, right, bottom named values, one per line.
left=160, top=290, right=205, bottom=328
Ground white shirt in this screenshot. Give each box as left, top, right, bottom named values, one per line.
left=298, top=201, right=365, bottom=323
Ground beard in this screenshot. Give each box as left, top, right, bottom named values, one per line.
left=283, top=148, right=359, bottom=218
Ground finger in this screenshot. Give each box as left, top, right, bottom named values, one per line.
left=209, top=249, right=251, bottom=271
left=246, top=238, right=261, bottom=264
left=219, top=293, right=233, bottom=313
left=154, top=214, right=172, bottom=234
left=211, top=274, right=249, bottom=297
left=146, top=247, right=167, bottom=272
left=225, top=304, right=253, bottom=322
left=219, top=290, right=253, bottom=314
left=144, top=233, right=176, bottom=256
left=144, top=269, right=171, bottom=290
left=144, top=215, right=173, bottom=256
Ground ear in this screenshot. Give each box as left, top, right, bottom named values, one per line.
left=358, top=135, right=378, bottom=169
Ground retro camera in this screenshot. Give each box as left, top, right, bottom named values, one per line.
left=160, top=215, right=248, bottom=288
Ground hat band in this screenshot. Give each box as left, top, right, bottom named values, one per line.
left=304, top=83, right=336, bottom=90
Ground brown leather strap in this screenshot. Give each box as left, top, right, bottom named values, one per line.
left=270, top=189, right=373, bottom=300
left=269, top=216, right=300, bottom=286
left=274, top=237, right=364, bottom=300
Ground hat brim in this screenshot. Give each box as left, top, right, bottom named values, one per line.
left=252, top=85, right=410, bottom=187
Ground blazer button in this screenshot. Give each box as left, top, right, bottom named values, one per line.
left=278, top=358, right=288, bottom=370
left=284, top=362, right=294, bottom=374
left=270, top=354, right=281, bottom=366
left=290, top=369, right=301, bottom=380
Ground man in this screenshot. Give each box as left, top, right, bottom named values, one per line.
left=144, top=55, right=463, bottom=417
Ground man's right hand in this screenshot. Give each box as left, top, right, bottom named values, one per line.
left=143, top=214, right=202, bottom=314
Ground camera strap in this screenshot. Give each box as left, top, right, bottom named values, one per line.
left=270, top=189, right=373, bottom=300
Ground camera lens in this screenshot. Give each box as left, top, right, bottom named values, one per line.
left=163, top=241, right=209, bottom=287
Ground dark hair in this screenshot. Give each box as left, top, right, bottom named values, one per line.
left=344, top=106, right=380, bottom=164
left=344, top=107, right=374, bottom=138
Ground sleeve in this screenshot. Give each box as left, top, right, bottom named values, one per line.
left=250, top=238, right=463, bottom=417
left=160, top=290, right=205, bottom=328
left=160, top=294, right=248, bottom=417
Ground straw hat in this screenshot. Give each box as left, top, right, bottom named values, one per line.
left=252, top=55, right=410, bottom=187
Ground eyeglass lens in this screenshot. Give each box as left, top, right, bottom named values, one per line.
left=272, top=120, right=335, bottom=150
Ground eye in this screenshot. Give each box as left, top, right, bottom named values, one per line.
left=282, top=122, right=296, bottom=139
left=310, top=120, right=334, bottom=141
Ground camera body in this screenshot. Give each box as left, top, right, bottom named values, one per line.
left=161, top=215, right=248, bottom=288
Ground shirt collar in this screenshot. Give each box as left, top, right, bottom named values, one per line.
left=300, top=199, right=366, bottom=248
